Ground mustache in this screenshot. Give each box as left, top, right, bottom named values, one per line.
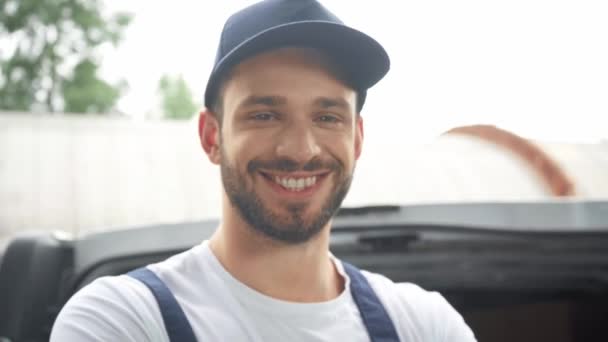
left=248, top=157, right=341, bottom=174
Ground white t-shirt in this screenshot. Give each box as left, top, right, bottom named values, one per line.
left=50, top=241, right=476, bottom=341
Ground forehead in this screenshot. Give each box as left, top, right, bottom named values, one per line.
left=221, top=47, right=357, bottom=112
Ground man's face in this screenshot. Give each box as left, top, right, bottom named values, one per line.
left=212, top=47, right=362, bottom=244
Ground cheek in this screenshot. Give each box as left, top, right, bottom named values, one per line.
left=324, top=141, right=357, bottom=173
left=222, top=133, right=271, bottom=171
left=237, top=128, right=278, bottom=152
left=327, top=130, right=358, bottom=157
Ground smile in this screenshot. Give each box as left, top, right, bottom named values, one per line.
left=259, top=171, right=329, bottom=193
left=273, top=175, right=317, bottom=191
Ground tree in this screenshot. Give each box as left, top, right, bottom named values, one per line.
left=157, top=74, right=199, bottom=120
left=0, top=0, right=132, bottom=113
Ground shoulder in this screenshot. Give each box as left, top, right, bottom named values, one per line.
left=50, top=273, right=168, bottom=342
left=361, top=270, right=477, bottom=342
left=50, top=245, right=207, bottom=342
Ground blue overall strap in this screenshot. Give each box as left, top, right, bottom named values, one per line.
left=342, top=262, right=401, bottom=342
left=127, top=267, right=197, bottom=342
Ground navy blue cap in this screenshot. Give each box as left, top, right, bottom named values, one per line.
left=204, top=0, right=390, bottom=112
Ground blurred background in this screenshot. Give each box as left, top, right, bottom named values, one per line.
left=1, top=0, right=607, bottom=245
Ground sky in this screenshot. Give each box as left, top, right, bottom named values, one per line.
left=101, top=0, right=608, bottom=144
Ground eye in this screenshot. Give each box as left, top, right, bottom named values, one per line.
left=250, top=112, right=276, bottom=121
left=316, top=114, right=341, bottom=124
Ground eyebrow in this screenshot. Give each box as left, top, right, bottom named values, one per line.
left=237, top=95, right=287, bottom=109
left=236, top=95, right=352, bottom=112
left=313, top=96, right=352, bottom=112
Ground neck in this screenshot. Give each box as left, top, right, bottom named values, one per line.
left=209, top=198, right=343, bottom=302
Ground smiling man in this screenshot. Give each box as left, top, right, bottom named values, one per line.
left=211, top=48, right=359, bottom=247
left=51, top=1, right=476, bottom=341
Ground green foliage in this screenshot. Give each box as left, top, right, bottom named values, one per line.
left=62, top=59, right=125, bottom=113
left=0, top=0, right=132, bottom=113
left=158, top=75, right=199, bottom=120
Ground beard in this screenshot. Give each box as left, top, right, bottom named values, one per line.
left=220, top=149, right=353, bottom=244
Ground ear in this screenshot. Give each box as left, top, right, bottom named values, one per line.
left=355, top=115, right=364, bottom=160
left=198, top=109, right=221, bottom=165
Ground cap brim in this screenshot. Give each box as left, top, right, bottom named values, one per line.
left=204, top=21, right=390, bottom=108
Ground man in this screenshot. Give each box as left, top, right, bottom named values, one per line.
left=51, top=0, right=476, bottom=341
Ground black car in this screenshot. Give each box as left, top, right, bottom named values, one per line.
left=1, top=200, right=608, bottom=342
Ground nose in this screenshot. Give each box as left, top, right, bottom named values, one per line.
left=275, top=121, right=321, bottom=164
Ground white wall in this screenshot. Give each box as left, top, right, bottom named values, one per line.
left=1, top=113, right=607, bottom=242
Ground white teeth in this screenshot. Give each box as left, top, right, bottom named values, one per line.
left=272, top=175, right=318, bottom=191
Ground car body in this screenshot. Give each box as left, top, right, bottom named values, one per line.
left=1, top=200, right=607, bottom=342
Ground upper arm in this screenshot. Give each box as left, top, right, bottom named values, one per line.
left=428, top=290, right=477, bottom=342
left=395, top=283, right=477, bottom=342
left=364, top=272, right=477, bottom=342
left=50, top=276, right=168, bottom=342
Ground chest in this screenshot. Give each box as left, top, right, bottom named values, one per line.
left=186, top=299, right=370, bottom=342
